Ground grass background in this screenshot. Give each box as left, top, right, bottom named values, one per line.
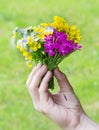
left=0, top=0, right=99, bottom=130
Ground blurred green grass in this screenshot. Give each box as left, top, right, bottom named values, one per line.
left=0, top=0, right=99, bottom=130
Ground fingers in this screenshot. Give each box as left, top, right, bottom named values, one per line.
left=26, top=64, right=53, bottom=112
left=26, top=64, right=48, bottom=103
left=28, top=65, right=48, bottom=93
left=30, top=65, right=48, bottom=90
left=39, top=71, right=52, bottom=95
left=54, top=67, right=73, bottom=93
left=26, top=62, right=42, bottom=87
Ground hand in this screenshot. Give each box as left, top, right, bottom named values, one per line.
left=26, top=63, right=99, bottom=130
left=26, top=63, right=83, bottom=130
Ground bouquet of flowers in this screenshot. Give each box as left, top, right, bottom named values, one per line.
left=13, top=16, right=82, bottom=89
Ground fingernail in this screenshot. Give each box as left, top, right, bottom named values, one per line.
left=54, top=67, right=59, bottom=72
left=37, top=62, right=42, bottom=67
left=42, top=65, right=47, bottom=70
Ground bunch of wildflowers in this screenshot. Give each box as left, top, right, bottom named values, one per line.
left=13, top=16, right=82, bottom=89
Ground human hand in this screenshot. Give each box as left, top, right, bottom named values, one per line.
left=26, top=63, right=84, bottom=130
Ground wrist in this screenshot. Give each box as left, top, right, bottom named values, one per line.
left=75, top=112, right=99, bottom=130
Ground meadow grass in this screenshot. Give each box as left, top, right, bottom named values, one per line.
left=0, top=0, right=99, bottom=130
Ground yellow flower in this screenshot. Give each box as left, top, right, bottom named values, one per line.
left=17, top=44, right=21, bottom=49
left=17, top=43, right=26, bottom=52
left=33, top=26, right=45, bottom=39
left=23, top=51, right=28, bottom=56
left=27, top=36, right=34, bottom=45
left=54, top=16, right=66, bottom=23
left=70, top=25, right=76, bottom=30
left=76, top=35, right=82, bottom=42
left=30, top=46, right=37, bottom=51
left=40, top=23, right=53, bottom=28
left=37, top=43, right=41, bottom=49
left=26, top=61, right=32, bottom=67
left=30, top=42, right=41, bottom=51
left=38, top=34, right=45, bottom=39
left=68, top=26, right=81, bottom=42
left=69, top=31, right=76, bottom=36
left=25, top=53, right=32, bottom=60
left=53, top=16, right=69, bottom=32
left=34, top=26, right=44, bottom=34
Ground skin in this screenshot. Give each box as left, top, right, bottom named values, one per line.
left=26, top=63, right=99, bottom=130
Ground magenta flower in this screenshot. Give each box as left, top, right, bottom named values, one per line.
left=44, top=29, right=82, bottom=56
